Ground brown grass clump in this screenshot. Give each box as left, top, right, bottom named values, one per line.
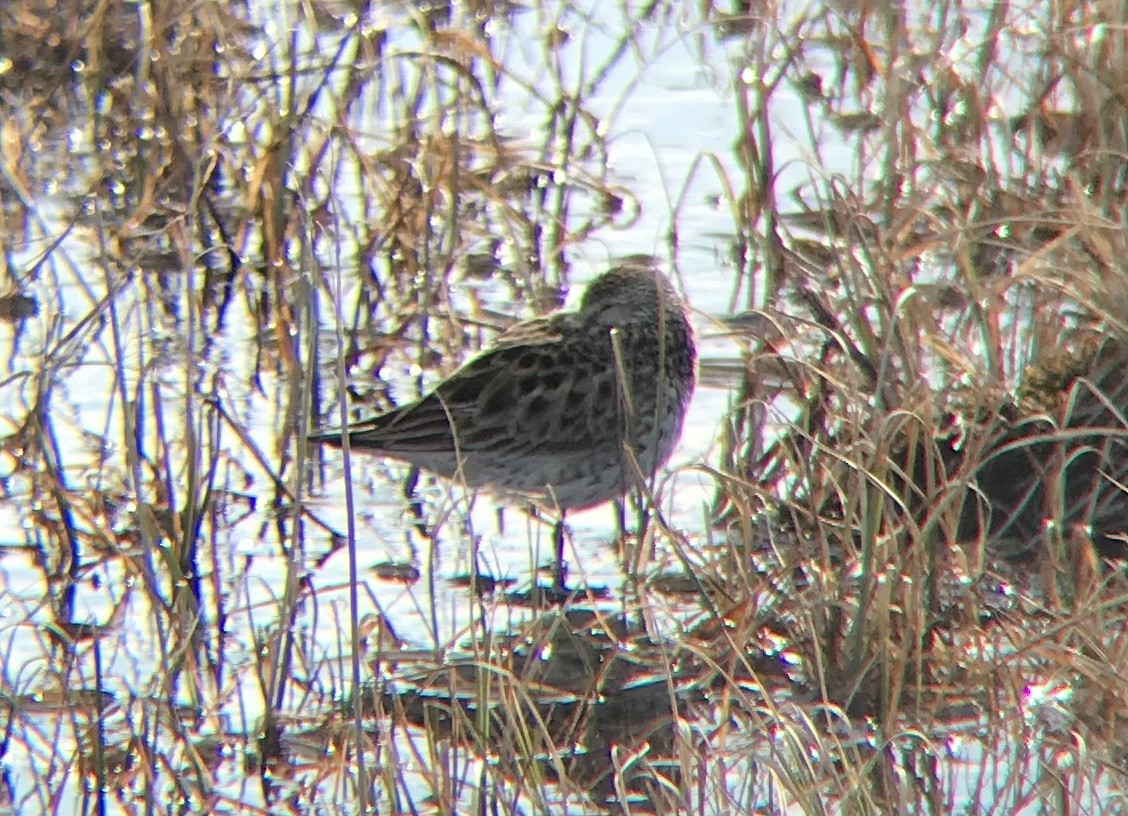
left=701, top=0, right=1128, bottom=809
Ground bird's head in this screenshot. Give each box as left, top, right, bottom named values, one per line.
left=578, top=256, right=685, bottom=330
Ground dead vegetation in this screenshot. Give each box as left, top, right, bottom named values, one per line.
left=1, top=0, right=1128, bottom=813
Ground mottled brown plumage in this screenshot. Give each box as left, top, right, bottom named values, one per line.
left=312, top=256, right=696, bottom=513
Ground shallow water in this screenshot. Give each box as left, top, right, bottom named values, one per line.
left=3, top=0, right=1113, bottom=812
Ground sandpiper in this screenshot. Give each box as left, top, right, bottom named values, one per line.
left=312, top=255, right=697, bottom=590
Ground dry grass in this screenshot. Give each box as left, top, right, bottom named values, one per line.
left=1, top=0, right=1128, bottom=813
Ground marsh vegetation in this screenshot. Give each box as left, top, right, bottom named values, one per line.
left=2, top=0, right=1128, bottom=812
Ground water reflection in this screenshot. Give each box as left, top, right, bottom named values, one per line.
left=3, top=0, right=1127, bottom=812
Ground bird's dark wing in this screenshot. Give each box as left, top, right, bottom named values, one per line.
left=314, top=315, right=613, bottom=455
left=432, top=316, right=621, bottom=456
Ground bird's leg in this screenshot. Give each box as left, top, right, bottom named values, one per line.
left=553, top=515, right=568, bottom=593
left=614, top=496, right=628, bottom=560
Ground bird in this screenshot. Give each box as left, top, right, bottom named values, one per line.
left=311, top=255, right=697, bottom=592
